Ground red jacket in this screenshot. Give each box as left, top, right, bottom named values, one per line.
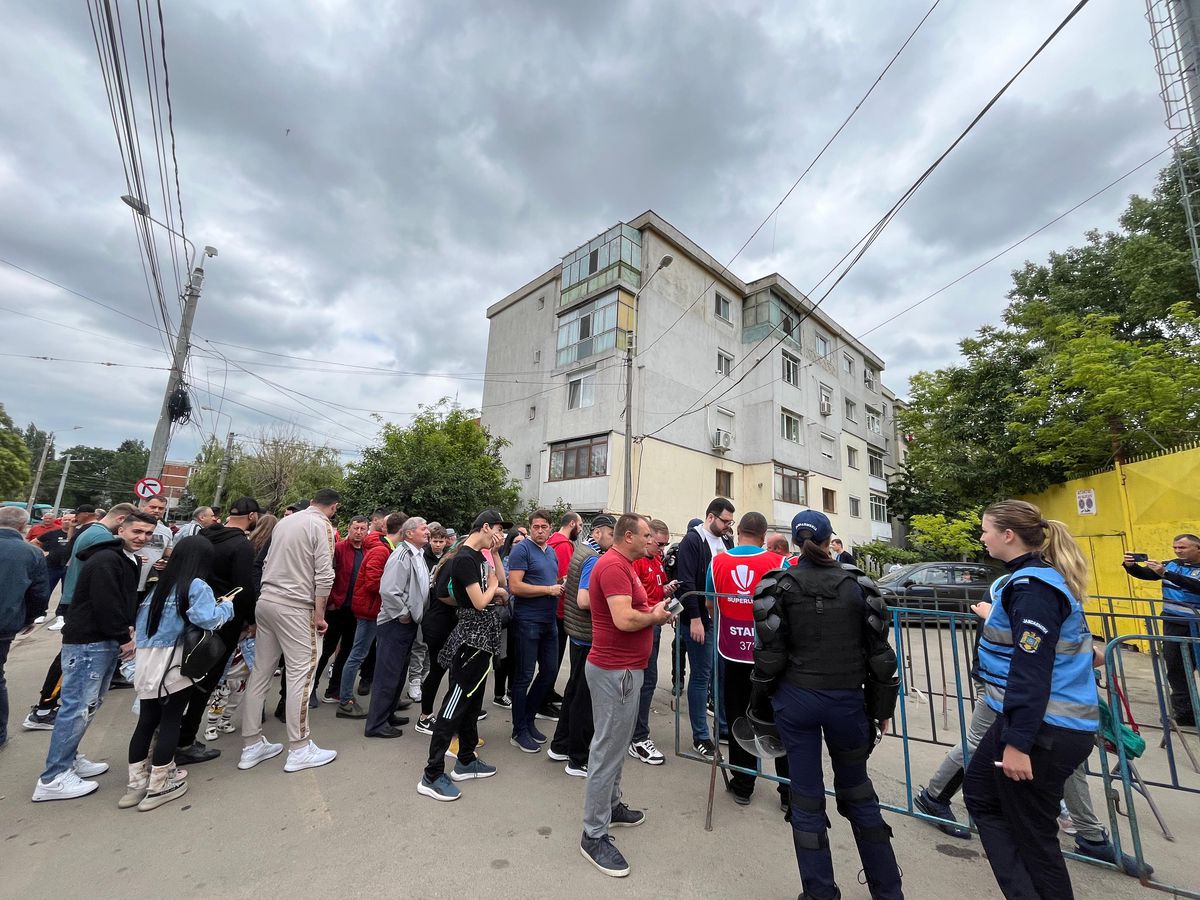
left=547, top=532, right=575, bottom=619
left=329, top=534, right=378, bottom=610
left=350, top=534, right=393, bottom=621
left=634, top=553, right=666, bottom=604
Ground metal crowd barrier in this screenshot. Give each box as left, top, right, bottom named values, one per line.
left=667, top=589, right=1200, bottom=898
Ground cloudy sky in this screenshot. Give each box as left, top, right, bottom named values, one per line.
left=0, top=0, right=1169, bottom=468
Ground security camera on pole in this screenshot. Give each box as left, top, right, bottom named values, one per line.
left=122, top=195, right=218, bottom=480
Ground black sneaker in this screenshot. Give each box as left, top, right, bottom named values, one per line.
left=610, top=802, right=645, bottom=828
left=493, top=694, right=512, bottom=709
left=321, top=686, right=339, bottom=704
left=693, top=739, right=716, bottom=760
left=913, top=786, right=971, bottom=840
left=580, top=833, right=630, bottom=877
left=357, top=679, right=372, bottom=697
left=174, top=741, right=221, bottom=765
left=22, top=706, right=58, bottom=731
left=336, top=700, right=367, bottom=719
left=535, top=703, right=560, bottom=722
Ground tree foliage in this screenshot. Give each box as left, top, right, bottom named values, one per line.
left=22, top=438, right=149, bottom=508
left=344, top=399, right=521, bottom=531
left=907, top=509, right=982, bottom=558
left=894, top=165, right=1200, bottom=517
left=0, top=403, right=32, bottom=499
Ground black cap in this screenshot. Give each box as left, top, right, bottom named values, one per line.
left=470, top=509, right=513, bottom=532
left=591, top=514, right=617, bottom=529
left=228, top=497, right=261, bottom=517
left=286, top=499, right=310, bottom=513
left=75, top=503, right=97, bottom=514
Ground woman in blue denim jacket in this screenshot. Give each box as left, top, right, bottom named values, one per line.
left=122, top=537, right=233, bottom=812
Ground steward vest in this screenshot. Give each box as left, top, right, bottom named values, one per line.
left=1161, top=560, right=1200, bottom=617
left=711, top=548, right=782, bottom=663
left=776, top=564, right=867, bottom=690
left=975, top=566, right=1098, bottom=733
left=562, top=542, right=599, bottom=644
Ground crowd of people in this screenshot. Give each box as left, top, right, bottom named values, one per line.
left=2, top=490, right=1198, bottom=897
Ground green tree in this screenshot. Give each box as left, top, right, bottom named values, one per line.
left=344, top=399, right=520, bottom=531
left=0, top=403, right=32, bottom=499
left=907, top=510, right=982, bottom=558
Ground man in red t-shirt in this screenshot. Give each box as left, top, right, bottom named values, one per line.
left=580, top=514, right=672, bottom=879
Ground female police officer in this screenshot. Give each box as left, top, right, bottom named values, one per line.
left=749, top=510, right=902, bottom=900
left=963, top=499, right=1098, bottom=899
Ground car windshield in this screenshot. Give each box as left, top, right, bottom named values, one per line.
left=878, top=564, right=920, bottom=585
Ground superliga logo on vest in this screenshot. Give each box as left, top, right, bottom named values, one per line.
left=712, top=549, right=782, bottom=663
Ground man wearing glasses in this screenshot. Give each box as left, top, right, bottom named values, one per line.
left=674, top=498, right=735, bottom=759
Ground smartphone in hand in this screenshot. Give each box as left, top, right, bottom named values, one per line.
left=1128, top=553, right=1149, bottom=563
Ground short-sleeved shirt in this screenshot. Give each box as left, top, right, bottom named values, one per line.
left=439, top=545, right=502, bottom=664
left=137, top=522, right=174, bottom=591
left=38, top=529, right=72, bottom=568
left=588, top=549, right=654, bottom=670
left=507, top=538, right=560, bottom=623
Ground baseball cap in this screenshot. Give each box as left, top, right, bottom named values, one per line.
left=228, top=497, right=262, bottom=517
left=286, top=499, right=310, bottom=513
left=591, top=513, right=617, bottom=529
left=470, top=509, right=513, bottom=532
left=75, top=503, right=97, bottom=514
left=791, top=510, right=833, bottom=546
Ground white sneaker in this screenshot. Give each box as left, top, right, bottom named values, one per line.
left=628, top=739, right=666, bottom=766
left=408, top=680, right=423, bottom=702
left=47, top=616, right=65, bottom=632
left=204, top=724, right=220, bottom=742
left=32, top=770, right=99, bottom=802
left=73, top=754, right=110, bottom=777
left=34, top=614, right=47, bottom=624
left=284, top=741, right=337, bottom=773
left=237, top=737, right=284, bottom=770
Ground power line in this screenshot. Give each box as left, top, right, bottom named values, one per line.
left=0, top=353, right=170, bottom=370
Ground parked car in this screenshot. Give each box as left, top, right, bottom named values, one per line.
left=875, top=561, right=1006, bottom=613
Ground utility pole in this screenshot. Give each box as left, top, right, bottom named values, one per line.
left=145, top=255, right=214, bottom=480
left=26, top=432, right=53, bottom=512
left=51, top=455, right=78, bottom=514
left=212, top=431, right=235, bottom=509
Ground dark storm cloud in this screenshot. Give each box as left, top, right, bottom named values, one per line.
left=0, top=0, right=1172, bottom=465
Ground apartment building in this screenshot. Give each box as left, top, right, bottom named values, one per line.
left=481, top=212, right=906, bottom=548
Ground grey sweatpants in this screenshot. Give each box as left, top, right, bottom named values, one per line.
left=584, top=662, right=643, bottom=839
left=927, top=698, right=1105, bottom=841
left=407, top=625, right=429, bottom=689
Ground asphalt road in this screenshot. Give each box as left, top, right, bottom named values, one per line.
left=2, top=624, right=1195, bottom=899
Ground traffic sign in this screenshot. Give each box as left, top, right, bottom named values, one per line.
left=135, top=477, right=163, bottom=499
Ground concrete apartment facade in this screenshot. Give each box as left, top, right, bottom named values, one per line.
left=481, top=211, right=907, bottom=548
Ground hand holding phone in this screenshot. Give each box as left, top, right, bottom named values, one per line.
left=219, top=586, right=244, bottom=603
left=665, top=597, right=683, bottom=616
left=1126, top=553, right=1149, bottom=564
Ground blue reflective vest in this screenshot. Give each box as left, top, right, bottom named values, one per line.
left=975, top=566, right=1098, bottom=733
left=1161, top=560, right=1200, bottom=617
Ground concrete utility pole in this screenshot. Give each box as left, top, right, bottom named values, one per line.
left=51, top=455, right=79, bottom=514
left=622, top=254, right=673, bottom=512
left=212, top=430, right=236, bottom=509
left=25, top=433, right=52, bottom=512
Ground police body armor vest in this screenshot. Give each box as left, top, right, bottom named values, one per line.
left=975, top=566, right=1098, bottom=733
left=1162, top=560, right=1200, bottom=617
left=562, top=542, right=599, bottom=643
left=778, top=564, right=867, bottom=690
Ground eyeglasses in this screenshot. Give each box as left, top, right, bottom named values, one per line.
left=717, top=517, right=734, bottom=526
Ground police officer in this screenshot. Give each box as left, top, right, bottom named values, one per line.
left=751, top=510, right=902, bottom=900
left=963, top=500, right=1099, bottom=899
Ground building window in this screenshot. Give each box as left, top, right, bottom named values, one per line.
left=567, top=372, right=596, bottom=410
left=780, top=408, right=802, bottom=443
left=819, top=383, right=833, bottom=413
left=534, top=349, right=541, bottom=364
left=822, top=488, right=837, bottom=514
left=556, top=292, right=619, bottom=366
left=864, top=367, right=877, bottom=390
left=870, top=493, right=889, bottom=523
left=549, top=435, right=608, bottom=481
left=847, top=446, right=859, bottom=469
left=868, top=448, right=884, bottom=478
left=815, top=332, right=830, bottom=358
left=715, top=293, right=732, bottom=321
left=715, top=469, right=733, bottom=497
left=537, top=296, right=545, bottom=310
left=820, top=434, right=835, bottom=460
left=528, top=406, right=536, bottom=421
left=774, top=463, right=807, bottom=505
left=842, top=353, right=854, bottom=376
left=849, top=496, right=862, bottom=518
left=782, top=351, right=800, bottom=386
left=844, top=398, right=857, bottom=422
left=524, top=464, right=532, bottom=479
left=717, top=351, right=734, bottom=377
left=866, top=406, right=882, bottom=434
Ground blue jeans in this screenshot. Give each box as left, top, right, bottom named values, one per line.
left=512, top=614, right=558, bottom=737
left=633, top=625, right=661, bottom=742
left=0, top=638, right=11, bottom=746
left=41, top=640, right=120, bottom=782
left=339, top=619, right=378, bottom=703
left=684, top=623, right=713, bottom=742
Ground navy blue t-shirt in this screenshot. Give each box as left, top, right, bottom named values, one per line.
left=508, top=538, right=560, bottom=623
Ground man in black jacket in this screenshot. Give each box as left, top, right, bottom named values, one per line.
left=674, top=498, right=734, bottom=759
left=33, top=511, right=156, bottom=802
left=173, top=497, right=262, bottom=765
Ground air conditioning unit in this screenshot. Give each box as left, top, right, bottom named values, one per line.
left=712, top=429, right=733, bottom=451
left=864, top=373, right=876, bottom=390
left=819, top=400, right=832, bottom=416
